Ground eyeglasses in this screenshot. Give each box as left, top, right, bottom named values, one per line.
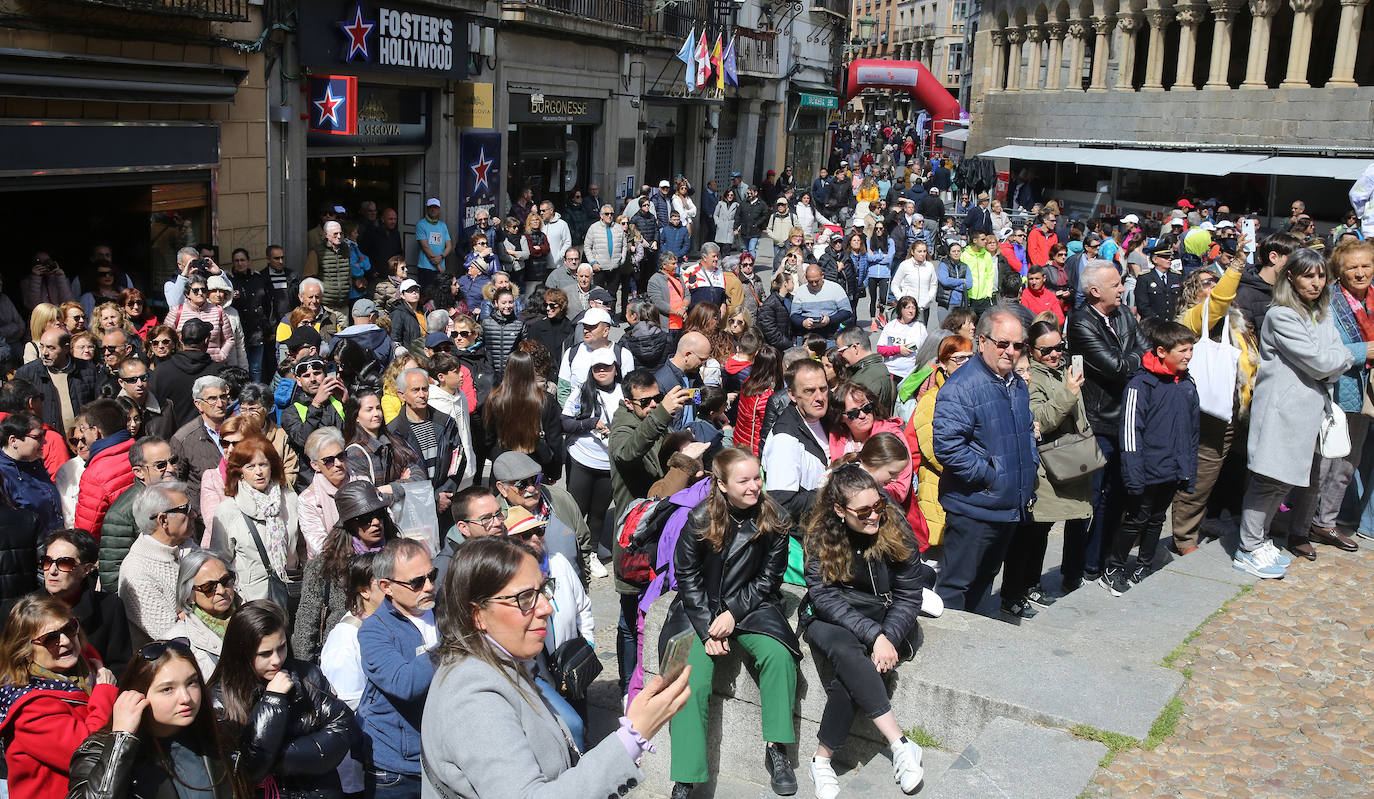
left=983, top=337, right=1026, bottom=352
left=628, top=393, right=664, bottom=408
left=317, top=453, right=345, bottom=468
left=947, top=353, right=974, bottom=365
left=40, top=556, right=81, bottom=573
left=464, top=511, right=505, bottom=528
left=390, top=567, right=439, bottom=593
left=22, top=429, right=43, bottom=441
left=32, top=619, right=80, bottom=649
left=151, top=338, right=173, bottom=347
left=196, top=393, right=230, bottom=404
left=138, top=637, right=192, bottom=661
left=842, top=402, right=875, bottom=420
left=844, top=500, right=886, bottom=519
left=148, top=456, right=180, bottom=471
left=601, top=211, right=613, bottom=217
left=153, top=503, right=191, bottom=520
left=486, top=577, right=556, bottom=613
left=1034, top=343, right=1067, bottom=355
left=193, top=572, right=237, bottom=596
left=545, top=303, right=563, bottom=311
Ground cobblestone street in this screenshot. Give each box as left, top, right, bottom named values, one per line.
left=1086, top=543, right=1374, bottom=798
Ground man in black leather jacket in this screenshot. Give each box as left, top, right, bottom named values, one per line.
left=1065, top=260, right=1146, bottom=592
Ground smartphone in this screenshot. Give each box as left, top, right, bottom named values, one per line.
left=1071, top=354, right=1084, bottom=378
left=682, top=388, right=702, bottom=405
left=660, top=628, right=695, bottom=684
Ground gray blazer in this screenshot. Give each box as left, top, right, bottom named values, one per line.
left=420, top=656, right=642, bottom=799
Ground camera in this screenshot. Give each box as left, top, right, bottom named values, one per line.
left=189, top=257, right=210, bottom=272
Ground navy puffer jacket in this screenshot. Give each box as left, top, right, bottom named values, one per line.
left=932, top=354, right=1039, bottom=522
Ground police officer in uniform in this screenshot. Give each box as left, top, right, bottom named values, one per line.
left=1135, top=242, right=1184, bottom=323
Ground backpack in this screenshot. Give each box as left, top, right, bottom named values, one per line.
left=613, top=496, right=681, bottom=588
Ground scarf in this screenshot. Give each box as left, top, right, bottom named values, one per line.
left=1342, top=286, right=1374, bottom=342
left=243, top=482, right=289, bottom=580
left=193, top=606, right=231, bottom=639
left=28, top=663, right=92, bottom=694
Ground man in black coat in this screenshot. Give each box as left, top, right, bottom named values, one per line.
left=15, top=328, right=101, bottom=434
left=360, top=207, right=405, bottom=277
left=1066, top=260, right=1147, bottom=593
left=148, top=319, right=223, bottom=430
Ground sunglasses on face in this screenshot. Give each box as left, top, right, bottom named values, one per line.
left=1034, top=343, right=1067, bottom=355
left=317, top=453, right=345, bottom=468
left=545, top=303, right=563, bottom=311
left=391, top=567, right=439, bottom=593
left=486, top=577, right=556, bottom=613
left=187, top=287, right=206, bottom=295
left=101, top=345, right=122, bottom=354
left=119, top=373, right=149, bottom=384
left=454, top=330, right=476, bottom=339
left=138, top=637, right=193, bottom=661
left=125, top=301, right=144, bottom=308
left=32, top=618, right=80, bottom=649
left=629, top=393, right=664, bottom=408
left=844, top=500, right=886, bottom=519
left=153, top=503, right=191, bottom=520
left=148, top=456, right=180, bottom=471
left=40, top=556, right=81, bottom=573
left=151, top=339, right=173, bottom=347
left=508, top=474, right=544, bottom=492
left=843, top=402, right=875, bottom=420
left=984, top=337, right=1026, bottom=352
left=193, top=572, right=237, bottom=596
left=510, top=526, right=546, bottom=542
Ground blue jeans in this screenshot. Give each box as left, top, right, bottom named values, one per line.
left=246, top=343, right=264, bottom=383
left=535, top=675, right=586, bottom=750
left=369, top=768, right=421, bottom=799
left=616, top=592, right=640, bottom=693
left=746, top=236, right=759, bottom=255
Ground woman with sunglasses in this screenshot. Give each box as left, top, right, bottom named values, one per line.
left=293, top=481, right=397, bottom=663
left=68, top=636, right=240, bottom=798
left=165, top=273, right=236, bottom=363
left=343, top=389, right=419, bottom=497
left=562, top=349, right=622, bottom=559
left=118, top=288, right=158, bottom=341
left=829, top=380, right=920, bottom=533
left=0, top=595, right=117, bottom=799
left=798, top=464, right=927, bottom=799
left=527, top=287, right=574, bottom=382
left=523, top=211, right=551, bottom=287
left=30, top=528, right=131, bottom=674
left=911, top=335, right=974, bottom=552
left=208, top=435, right=299, bottom=604
left=165, top=549, right=239, bottom=678
left=422, top=536, right=688, bottom=798
left=318, top=553, right=381, bottom=796
left=61, top=301, right=88, bottom=335
left=78, top=263, right=125, bottom=320
left=145, top=323, right=180, bottom=369
left=661, top=446, right=798, bottom=798
left=296, top=427, right=350, bottom=559
left=209, top=601, right=352, bottom=798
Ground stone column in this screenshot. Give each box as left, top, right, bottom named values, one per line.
left=1045, top=22, right=1067, bottom=89
left=1090, top=16, right=1114, bottom=90
left=1142, top=6, right=1175, bottom=91
left=1241, top=0, right=1280, bottom=88
left=1006, top=29, right=1025, bottom=90
left=1115, top=13, right=1143, bottom=90
left=1173, top=3, right=1208, bottom=88
left=989, top=30, right=1007, bottom=91
left=1281, top=0, right=1324, bottom=87
left=1068, top=19, right=1090, bottom=90
left=1204, top=0, right=1244, bottom=88
left=1328, top=0, right=1370, bottom=86
left=1025, top=25, right=1045, bottom=89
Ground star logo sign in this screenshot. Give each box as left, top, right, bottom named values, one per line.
left=339, top=2, right=375, bottom=62
left=315, top=84, right=345, bottom=127
left=470, top=147, right=493, bottom=193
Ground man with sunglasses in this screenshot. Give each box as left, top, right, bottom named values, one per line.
left=1065, top=261, right=1147, bottom=592
left=492, top=451, right=592, bottom=584
left=97, top=435, right=179, bottom=592
left=582, top=204, right=625, bottom=291
left=836, top=328, right=895, bottom=418
left=931, top=310, right=1039, bottom=614
left=118, top=480, right=194, bottom=644
left=281, top=355, right=347, bottom=488
left=357, top=538, right=439, bottom=798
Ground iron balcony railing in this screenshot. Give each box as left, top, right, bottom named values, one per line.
left=61, top=0, right=250, bottom=21
left=735, top=26, right=778, bottom=75
left=524, top=0, right=645, bottom=27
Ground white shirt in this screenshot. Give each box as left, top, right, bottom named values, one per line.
left=319, top=614, right=367, bottom=793
left=405, top=608, right=438, bottom=649
left=562, top=385, right=622, bottom=471
left=877, top=319, right=929, bottom=380
left=545, top=553, right=594, bottom=654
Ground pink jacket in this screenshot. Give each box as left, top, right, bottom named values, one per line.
left=164, top=300, right=236, bottom=362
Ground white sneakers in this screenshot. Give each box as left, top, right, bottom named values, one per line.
left=891, top=738, right=924, bottom=793
left=920, top=588, right=944, bottom=618
left=810, top=757, right=840, bottom=799
left=589, top=558, right=609, bottom=578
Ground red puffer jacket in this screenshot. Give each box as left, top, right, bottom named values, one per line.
left=74, top=433, right=136, bottom=540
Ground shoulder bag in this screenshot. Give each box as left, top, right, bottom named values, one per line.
left=548, top=637, right=603, bottom=702
left=1319, top=395, right=1352, bottom=459
left=240, top=513, right=299, bottom=614
left=1036, top=382, right=1107, bottom=481
left=1190, top=298, right=1241, bottom=422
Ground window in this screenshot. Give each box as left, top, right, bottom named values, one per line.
left=947, top=42, right=964, bottom=73
left=952, top=0, right=967, bottom=20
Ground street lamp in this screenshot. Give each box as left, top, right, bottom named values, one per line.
left=843, top=14, right=877, bottom=53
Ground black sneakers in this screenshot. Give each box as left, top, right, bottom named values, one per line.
left=765, top=742, right=797, bottom=796
left=670, top=782, right=693, bottom=799
left=1000, top=597, right=1039, bottom=622
left=1026, top=586, right=1057, bottom=608
left=1097, top=568, right=1131, bottom=597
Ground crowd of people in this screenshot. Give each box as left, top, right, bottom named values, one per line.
left=0, top=133, right=1370, bottom=799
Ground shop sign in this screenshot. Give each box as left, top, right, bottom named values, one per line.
left=308, top=84, right=429, bottom=147
left=298, top=0, right=467, bottom=79
left=455, top=82, right=493, bottom=128
left=460, top=130, right=501, bottom=228
left=309, top=75, right=358, bottom=135
left=799, top=92, right=838, bottom=109
left=508, top=93, right=604, bottom=125
left=646, top=85, right=725, bottom=103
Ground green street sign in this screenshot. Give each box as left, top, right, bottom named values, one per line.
left=799, top=92, right=838, bottom=109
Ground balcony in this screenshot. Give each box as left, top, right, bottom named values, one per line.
left=735, top=26, right=779, bottom=77
left=59, top=0, right=250, bottom=21
left=920, top=22, right=934, bottom=37
left=810, top=0, right=848, bottom=19
left=516, top=0, right=645, bottom=29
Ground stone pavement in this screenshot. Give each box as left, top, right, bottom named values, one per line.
left=1085, top=541, right=1374, bottom=799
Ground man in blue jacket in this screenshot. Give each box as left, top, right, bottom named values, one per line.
left=357, top=538, right=438, bottom=799
left=932, top=309, right=1039, bottom=613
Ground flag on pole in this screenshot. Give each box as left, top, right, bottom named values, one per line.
left=676, top=28, right=697, bottom=89
left=722, top=36, right=738, bottom=87
left=711, top=33, right=724, bottom=90
left=695, top=31, right=711, bottom=88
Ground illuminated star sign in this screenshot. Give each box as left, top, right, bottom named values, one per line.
left=339, top=3, right=375, bottom=62
left=470, top=147, right=493, bottom=192
left=315, top=84, right=344, bottom=126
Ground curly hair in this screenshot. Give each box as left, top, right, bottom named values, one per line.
left=697, top=447, right=792, bottom=553
left=802, top=463, right=912, bottom=584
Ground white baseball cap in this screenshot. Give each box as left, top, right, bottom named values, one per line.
left=1121, top=213, right=1140, bottom=224
left=425, top=198, right=441, bottom=207
left=582, top=308, right=613, bottom=327
left=658, top=180, right=671, bottom=188
left=1200, top=221, right=1216, bottom=231
left=399, top=278, right=420, bottom=292
left=1217, top=220, right=1236, bottom=229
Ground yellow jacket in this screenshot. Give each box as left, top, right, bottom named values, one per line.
left=857, top=185, right=880, bottom=204
left=912, top=370, right=947, bottom=546
left=1179, top=266, right=1258, bottom=413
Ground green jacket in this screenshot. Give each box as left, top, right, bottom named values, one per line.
left=961, top=246, right=997, bottom=300
left=608, top=403, right=672, bottom=595
left=97, top=481, right=144, bottom=593
left=1027, top=360, right=1093, bottom=522
left=315, top=241, right=352, bottom=309
left=849, top=352, right=896, bottom=417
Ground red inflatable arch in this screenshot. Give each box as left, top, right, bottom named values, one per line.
left=839, top=59, right=961, bottom=136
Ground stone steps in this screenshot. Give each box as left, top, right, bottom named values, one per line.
left=923, top=717, right=1108, bottom=799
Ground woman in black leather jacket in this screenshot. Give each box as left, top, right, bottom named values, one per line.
left=756, top=270, right=794, bottom=351
left=658, top=447, right=800, bottom=799
left=799, top=464, right=927, bottom=798
left=208, top=601, right=353, bottom=798
left=67, top=638, right=243, bottom=799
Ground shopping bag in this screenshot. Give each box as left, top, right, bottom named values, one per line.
left=392, top=479, right=440, bottom=555
left=1191, top=299, right=1240, bottom=422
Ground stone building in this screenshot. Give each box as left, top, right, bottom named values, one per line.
left=965, top=0, right=1374, bottom=224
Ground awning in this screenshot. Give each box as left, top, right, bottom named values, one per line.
left=940, top=128, right=970, bottom=142
left=1155, top=151, right=1268, bottom=176
left=1070, top=148, right=1164, bottom=171
left=979, top=144, right=1080, bottom=161
left=1243, top=156, right=1374, bottom=180
left=0, top=47, right=247, bottom=104
left=978, top=144, right=1273, bottom=176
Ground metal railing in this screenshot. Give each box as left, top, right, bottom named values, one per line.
left=735, top=26, right=778, bottom=75
left=61, top=0, right=250, bottom=21
left=645, top=0, right=712, bottom=38
left=524, top=0, right=645, bottom=28
left=809, top=0, right=848, bottom=17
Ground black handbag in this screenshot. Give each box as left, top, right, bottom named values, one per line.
left=1037, top=430, right=1107, bottom=482
left=547, top=637, right=602, bottom=701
